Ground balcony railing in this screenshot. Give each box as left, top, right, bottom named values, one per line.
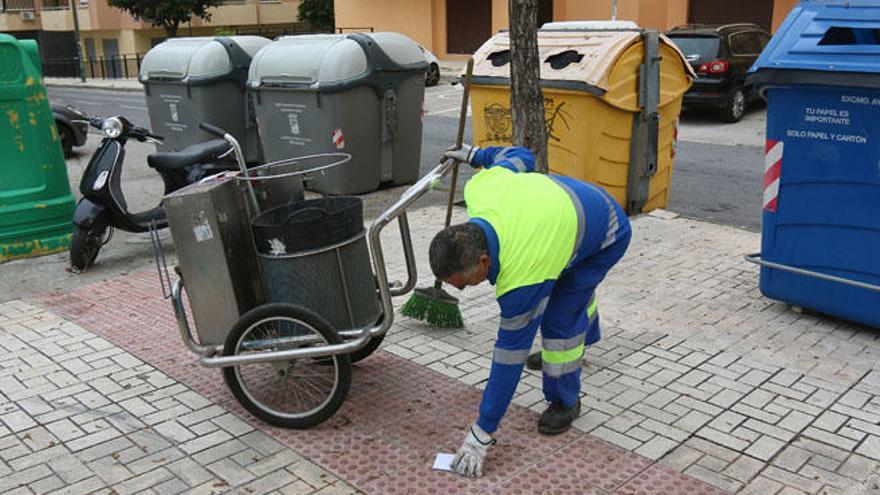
left=2, top=0, right=36, bottom=12
left=42, top=53, right=146, bottom=79
left=40, top=0, right=70, bottom=10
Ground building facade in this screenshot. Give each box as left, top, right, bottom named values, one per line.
left=334, top=0, right=801, bottom=58
left=0, top=0, right=302, bottom=76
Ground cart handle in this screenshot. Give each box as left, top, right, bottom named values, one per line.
left=199, top=121, right=260, bottom=214
left=744, top=253, right=880, bottom=293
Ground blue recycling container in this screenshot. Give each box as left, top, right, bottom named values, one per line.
left=747, top=0, right=880, bottom=328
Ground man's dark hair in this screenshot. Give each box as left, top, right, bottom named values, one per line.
left=429, top=223, right=488, bottom=279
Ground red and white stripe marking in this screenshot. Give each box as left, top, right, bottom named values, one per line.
left=764, top=139, right=784, bottom=212
left=332, top=128, right=345, bottom=150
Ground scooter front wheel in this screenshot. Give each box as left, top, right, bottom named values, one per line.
left=69, top=225, right=104, bottom=271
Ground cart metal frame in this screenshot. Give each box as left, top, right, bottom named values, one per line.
left=169, top=130, right=450, bottom=367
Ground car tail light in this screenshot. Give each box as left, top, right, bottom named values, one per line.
left=698, top=60, right=729, bottom=74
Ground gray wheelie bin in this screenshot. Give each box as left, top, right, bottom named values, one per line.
left=139, top=36, right=270, bottom=164
left=248, top=32, right=427, bottom=195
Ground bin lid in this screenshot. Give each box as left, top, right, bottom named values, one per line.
left=359, top=32, right=427, bottom=66
left=541, top=20, right=640, bottom=31
left=248, top=35, right=368, bottom=86
left=248, top=32, right=427, bottom=90
left=0, top=34, right=41, bottom=89
left=749, top=0, right=880, bottom=89
left=139, top=36, right=269, bottom=83
left=470, top=29, right=694, bottom=109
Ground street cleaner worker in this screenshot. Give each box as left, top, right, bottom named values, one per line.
left=430, top=145, right=631, bottom=478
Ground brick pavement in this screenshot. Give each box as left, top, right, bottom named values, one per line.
left=21, top=273, right=723, bottom=494
left=0, top=300, right=357, bottom=495
left=378, top=207, right=880, bottom=495
left=6, top=205, right=880, bottom=494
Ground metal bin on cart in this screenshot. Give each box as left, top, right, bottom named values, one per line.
left=251, top=196, right=381, bottom=332
left=747, top=0, right=880, bottom=328
left=163, top=173, right=265, bottom=346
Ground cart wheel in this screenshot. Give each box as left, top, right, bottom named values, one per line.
left=223, top=303, right=352, bottom=429
left=350, top=333, right=385, bottom=364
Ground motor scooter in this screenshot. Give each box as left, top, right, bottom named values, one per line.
left=70, top=115, right=233, bottom=271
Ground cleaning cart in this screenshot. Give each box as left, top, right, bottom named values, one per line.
left=157, top=117, right=459, bottom=428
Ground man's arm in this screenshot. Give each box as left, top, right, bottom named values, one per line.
left=471, top=146, right=536, bottom=173
left=443, top=145, right=536, bottom=173
left=476, top=280, right=554, bottom=433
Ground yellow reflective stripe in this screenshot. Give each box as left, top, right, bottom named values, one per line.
left=587, top=297, right=598, bottom=318
left=542, top=344, right=584, bottom=364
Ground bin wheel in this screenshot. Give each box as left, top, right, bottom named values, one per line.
left=223, top=303, right=352, bottom=429
left=425, top=63, right=440, bottom=87
left=720, top=87, right=746, bottom=123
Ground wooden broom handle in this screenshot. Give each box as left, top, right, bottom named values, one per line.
left=444, top=58, right=474, bottom=229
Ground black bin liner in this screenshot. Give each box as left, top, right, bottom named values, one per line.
left=252, top=196, right=380, bottom=331
left=252, top=196, right=363, bottom=253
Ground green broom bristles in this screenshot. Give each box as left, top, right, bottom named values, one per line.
left=400, top=286, right=464, bottom=328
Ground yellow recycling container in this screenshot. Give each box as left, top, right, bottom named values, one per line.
left=470, top=26, right=694, bottom=213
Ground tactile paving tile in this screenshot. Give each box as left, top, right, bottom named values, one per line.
left=362, top=465, right=476, bottom=495
left=496, top=435, right=653, bottom=494
left=616, top=464, right=730, bottom=495
left=34, top=270, right=727, bottom=495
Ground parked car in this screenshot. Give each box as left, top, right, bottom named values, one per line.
left=52, top=104, right=89, bottom=157
left=419, top=45, right=440, bottom=86
left=666, top=24, right=771, bottom=122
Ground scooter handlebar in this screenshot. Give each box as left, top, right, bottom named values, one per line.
left=199, top=122, right=228, bottom=138
left=129, top=125, right=163, bottom=143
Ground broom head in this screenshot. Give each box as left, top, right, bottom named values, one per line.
left=400, top=285, right=463, bottom=328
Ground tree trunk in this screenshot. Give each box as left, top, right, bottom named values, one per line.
left=509, top=0, right=548, bottom=173
left=164, top=21, right=179, bottom=38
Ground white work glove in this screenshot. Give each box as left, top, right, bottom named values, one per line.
left=451, top=423, right=495, bottom=478
left=442, top=144, right=478, bottom=166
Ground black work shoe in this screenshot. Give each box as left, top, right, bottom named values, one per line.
left=538, top=400, right=581, bottom=435
left=526, top=351, right=542, bottom=371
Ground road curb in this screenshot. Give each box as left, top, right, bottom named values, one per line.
left=45, top=65, right=464, bottom=92
left=45, top=79, right=144, bottom=92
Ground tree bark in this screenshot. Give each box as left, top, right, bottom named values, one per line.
left=509, top=0, right=548, bottom=173
left=164, top=21, right=179, bottom=38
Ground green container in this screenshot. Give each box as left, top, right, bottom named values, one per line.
left=0, top=34, right=75, bottom=263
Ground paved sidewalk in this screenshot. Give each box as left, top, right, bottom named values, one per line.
left=0, top=300, right=354, bottom=495
left=3, top=206, right=879, bottom=494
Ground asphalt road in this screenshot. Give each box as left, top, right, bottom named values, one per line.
left=47, top=85, right=765, bottom=232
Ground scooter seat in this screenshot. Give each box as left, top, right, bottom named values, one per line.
left=147, top=139, right=231, bottom=171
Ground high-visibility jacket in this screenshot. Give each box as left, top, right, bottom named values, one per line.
left=465, top=146, right=628, bottom=433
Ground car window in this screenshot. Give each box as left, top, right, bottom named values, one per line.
left=757, top=32, right=771, bottom=50
left=730, top=32, right=760, bottom=56
left=668, top=36, right=721, bottom=64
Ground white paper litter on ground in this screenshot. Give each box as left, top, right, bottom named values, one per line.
left=433, top=453, right=455, bottom=471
